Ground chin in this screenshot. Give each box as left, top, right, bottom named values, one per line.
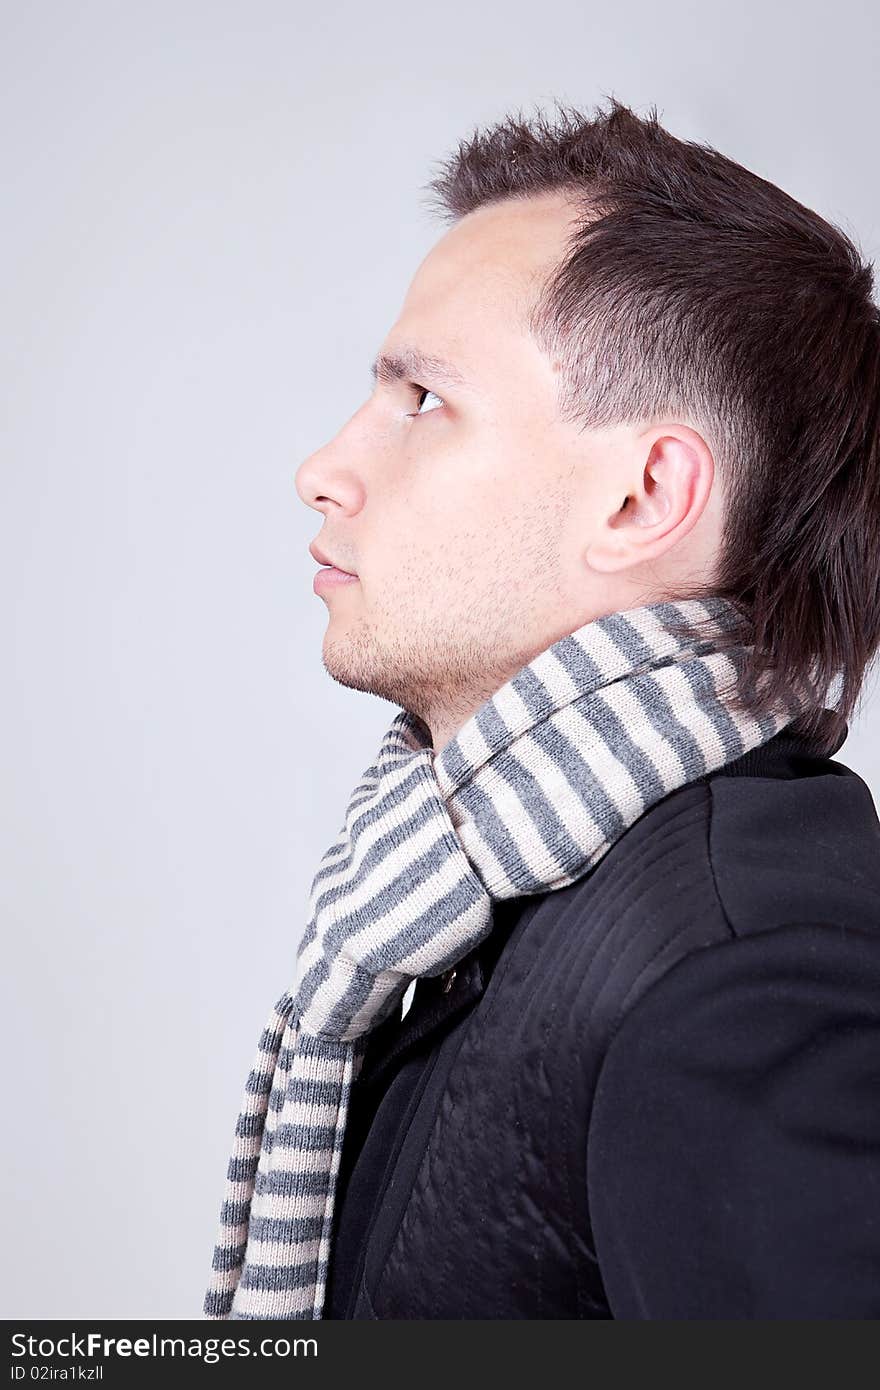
left=323, top=635, right=418, bottom=711
left=320, top=635, right=374, bottom=695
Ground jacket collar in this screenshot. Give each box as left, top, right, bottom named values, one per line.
left=716, top=709, right=847, bottom=780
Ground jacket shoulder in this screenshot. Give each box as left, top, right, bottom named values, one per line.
left=582, top=749, right=880, bottom=946
left=705, top=752, right=880, bottom=936
left=539, top=752, right=880, bottom=1055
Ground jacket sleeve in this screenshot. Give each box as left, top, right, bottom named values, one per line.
left=586, top=921, right=880, bottom=1319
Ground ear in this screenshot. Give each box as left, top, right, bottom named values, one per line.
left=585, top=425, right=715, bottom=575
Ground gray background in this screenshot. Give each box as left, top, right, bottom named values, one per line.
left=3, top=0, right=878, bottom=1319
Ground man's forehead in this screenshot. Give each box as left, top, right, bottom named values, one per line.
left=369, top=199, right=578, bottom=391
left=418, top=192, right=579, bottom=294
left=374, top=268, right=536, bottom=391
left=374, top=272, right=502, bottom=392
left=408, top=233, right=526, bottom=313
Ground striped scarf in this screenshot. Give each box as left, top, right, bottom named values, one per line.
left=203, top=594, right=817, bottom=1320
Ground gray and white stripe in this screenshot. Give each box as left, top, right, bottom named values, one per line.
left=203, top=595, right=822, bottom=1319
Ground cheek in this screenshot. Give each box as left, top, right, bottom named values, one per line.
left=388, top=431, right=543, bottom=567
left=416, top=438, right=531, bottom=520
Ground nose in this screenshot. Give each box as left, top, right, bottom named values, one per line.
left=294, top=439, right=364, bottom=518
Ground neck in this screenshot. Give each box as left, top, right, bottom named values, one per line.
left=415, top=596, right=749, bottom=761
left=419, top=676, right=523, bottom=759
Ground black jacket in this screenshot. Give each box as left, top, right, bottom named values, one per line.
left=323, top=715, right=880, bottom=1319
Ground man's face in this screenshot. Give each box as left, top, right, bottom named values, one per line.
left=295, top=191, right=695, bottom=751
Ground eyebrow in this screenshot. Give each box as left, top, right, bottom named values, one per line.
left=369, top=345, right=469, bottom=392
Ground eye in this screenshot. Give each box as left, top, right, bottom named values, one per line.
left=408, top=384, right=445, bottom=417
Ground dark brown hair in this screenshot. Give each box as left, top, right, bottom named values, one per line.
left=421, top=96, right=880, bottom=753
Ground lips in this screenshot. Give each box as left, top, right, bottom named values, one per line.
left=309, top=540, right=357, bottom=577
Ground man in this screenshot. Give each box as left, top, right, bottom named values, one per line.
left=204, top=98, right=880, bottom=1320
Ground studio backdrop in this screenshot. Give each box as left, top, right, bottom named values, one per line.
left=2, top=0, right=878, bottom=1319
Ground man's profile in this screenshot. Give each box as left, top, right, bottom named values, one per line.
left=203, top=96, right=880, bottom=1320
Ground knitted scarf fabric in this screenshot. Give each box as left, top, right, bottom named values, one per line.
left=203, top=594, right=817, bottom=1320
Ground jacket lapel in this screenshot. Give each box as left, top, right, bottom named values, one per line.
left=358, top=947, right=488, bottom=1093
left=356, top=896, right=541, bottom=1094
